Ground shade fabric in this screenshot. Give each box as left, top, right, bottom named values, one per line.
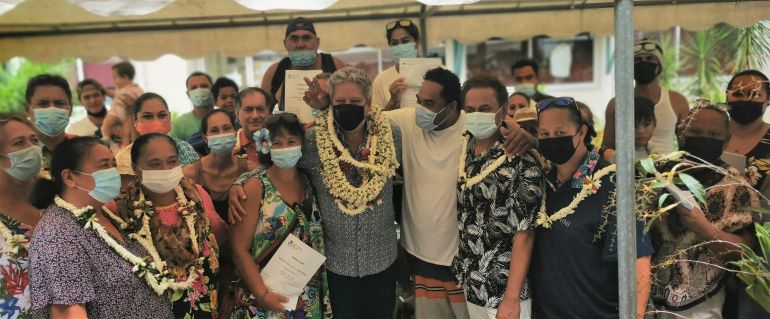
left=0, top=0, right=768, bottom=62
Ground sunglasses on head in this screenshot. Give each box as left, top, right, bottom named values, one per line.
left=536, top=97, right=578, bottom=112
left=634, top=42, right=662, bottom=55
left=265, top=112, right=300, bottom=126
left=386, top=19, right=413, bottom=31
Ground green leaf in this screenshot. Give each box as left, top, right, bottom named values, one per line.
left=658, top=193, right=670, bottom=209
left=170, top=289, right=184, bottom=302
left=199, top=302, right=212, bottom=312
left=677, top=173, right=707, bottom=205
left=639, top=158, right=658, bottom=176
left=650, top=179, right=668, bottom=189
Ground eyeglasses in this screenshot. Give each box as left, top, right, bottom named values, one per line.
left=634, top=42, right=662, bottom=55
left=386, top=19, right=413, bottom=31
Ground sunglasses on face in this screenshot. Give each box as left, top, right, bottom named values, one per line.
left=386, top=19, right=413, bottom=31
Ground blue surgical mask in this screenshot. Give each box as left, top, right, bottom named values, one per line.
left=33, top=108, right=70, bottom=137
left=207, top=133, right=236, bottom=156
left=288, top=50, right=317, bottom=67
left=464, top=111, right=499, bottom=139
left=189, top=88, right=214, bottom=108
left=515, top=83, right=536, bottom=98
left=0, top=145, right=42, bottom=181
left=75, top=168, right=122, bottom=203
left=271, top=146, right=302, bottom=169
left=390, top=43, right=418, bottom=64
left=415, top=104, right=451, bottom=131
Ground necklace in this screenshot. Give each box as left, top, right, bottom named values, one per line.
left=0, top=215, right=30, bottom=258
left=55, top=196, right=197, bottom=295
left=537, top=164, right=616, bottom=228
left=315, top=105, right=399, bottom=216
left=457, top=132, right=509, bottom=191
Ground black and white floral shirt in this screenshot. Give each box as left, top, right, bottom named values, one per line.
left=453, top=135, right=544, bottom=308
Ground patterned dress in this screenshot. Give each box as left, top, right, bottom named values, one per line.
left=109, top=182, right=222, bottom=319
left=650, top=165, right=761, bottom=310
left=0, top=214, right=33, bottom=319
left=30, top=204, right=174, bottom=318
left=232, top=170, right=331, bottom=319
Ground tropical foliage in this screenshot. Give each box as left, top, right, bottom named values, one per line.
left=0, top=58, right=73, bottom=114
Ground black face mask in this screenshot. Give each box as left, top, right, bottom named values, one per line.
left=728, top=101, right=764, bottom=125
left=682, top=136, right=724, bottom=163
left=634, top=61, right=659, bottom=85
left=333, top=104, right=366, bottom=131
left=538, top=135, right=577, bottom=165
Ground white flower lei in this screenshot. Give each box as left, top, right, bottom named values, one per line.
left=54, top=196, right=196, bottom=295
left=457, top=132, right=510, bottom=191
left=102, top=186, right=204, bottom=293
left=315, top=105, right=399, bottom=216
left=536, top=164, right=616, bottom=228
left=0, top=218, right=29, bottom=257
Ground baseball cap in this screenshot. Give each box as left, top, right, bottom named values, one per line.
left=286, top=17, right=316, bottom=37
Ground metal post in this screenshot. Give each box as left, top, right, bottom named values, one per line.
left=419, top=4, right=429, bottom=57
left=613, top=1, right=637, bottom=319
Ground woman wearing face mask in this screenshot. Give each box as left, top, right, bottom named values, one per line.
left=0, top=115, right=43, bottom=319
left=372, top=18, right=421, bottom=111
left=28, top=137, right=173, bottom=318
left=648, top=102, right=761, bottom=318
left=230, top=113, right=331, bottom=319
left=723, top=70, right=770, bottom=188
left=531, top=97, right=654, bottom=319
left=107, top=133, right=225, bottom=319
left=231, top=67, right=402, bottom=319
left=115, top=93, right=199, bottom=182
left=184, top=109, right=257, bottom=221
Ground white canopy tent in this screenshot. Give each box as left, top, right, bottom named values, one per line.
left=0, top=0, right=769, bottom=62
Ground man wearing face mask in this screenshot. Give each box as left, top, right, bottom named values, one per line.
left=511, top=59, right=554, bottom=103
left=647, top=102, right=761, bottom=318
left=455, top=76, right=543, bottom=319
left=602, top=39, right=689, bottom=155
left=261, top=17, right=346, bottom=109
left=171, top=71, right=215, bottom=143
left=372, top=18, right=421, bottom=110
left=24, top=74, right=78, bottom=174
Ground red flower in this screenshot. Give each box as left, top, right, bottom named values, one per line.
left=1, top=264, right=28, bottom=296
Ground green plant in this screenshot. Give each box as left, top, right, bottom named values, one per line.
left=0, top=58, right=73, bottom=114
left=733, top=20, right=770, bottom=72
left=681, top=28, right=731, bottom=102
left=658, top=34, right=681, bottom=91
left=731, top=222, right=770, bottom=312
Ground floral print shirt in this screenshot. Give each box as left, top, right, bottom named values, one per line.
left=0, top=214, right=33, bottom=319
left=453, top=136, right=544, bottom=308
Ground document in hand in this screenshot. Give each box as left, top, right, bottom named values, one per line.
left=260, top=234, right=327, bottom=310
left=399, top=58, right=443, bottom=108
left=284, top=70, right=322, bottom=123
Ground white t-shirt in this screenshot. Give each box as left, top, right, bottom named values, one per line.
left=67, top=117, right=99, bottom=136
left=371, top=66, right=401, bottom=110
left=386, top=107, right=464, bottom=266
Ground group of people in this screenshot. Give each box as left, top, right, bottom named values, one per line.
left=0, top=15, right=768, bottom=319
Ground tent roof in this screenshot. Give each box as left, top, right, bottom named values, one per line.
left=0, top=0, right=768, bottom=62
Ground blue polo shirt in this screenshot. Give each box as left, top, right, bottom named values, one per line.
left=532, top=156, right=654, bottom=319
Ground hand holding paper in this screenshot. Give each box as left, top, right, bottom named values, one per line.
left=260, top=234, right=327, bottom=310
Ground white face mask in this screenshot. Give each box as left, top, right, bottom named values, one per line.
left=140, top=166, right=183, bottom=194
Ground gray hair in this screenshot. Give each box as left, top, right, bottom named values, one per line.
left=328, top=67, right=372, bottom=102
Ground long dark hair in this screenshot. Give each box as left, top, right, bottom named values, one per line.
left=29, top=137, right=101, bottom=209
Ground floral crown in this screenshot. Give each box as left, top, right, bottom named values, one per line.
left=253, top=128, right=272, bottom=154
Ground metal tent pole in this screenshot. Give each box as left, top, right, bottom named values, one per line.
left=613, top=0, right=637, bottom=318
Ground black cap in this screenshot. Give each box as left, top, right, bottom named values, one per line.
left=286, top=17, right=316, bottom=37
